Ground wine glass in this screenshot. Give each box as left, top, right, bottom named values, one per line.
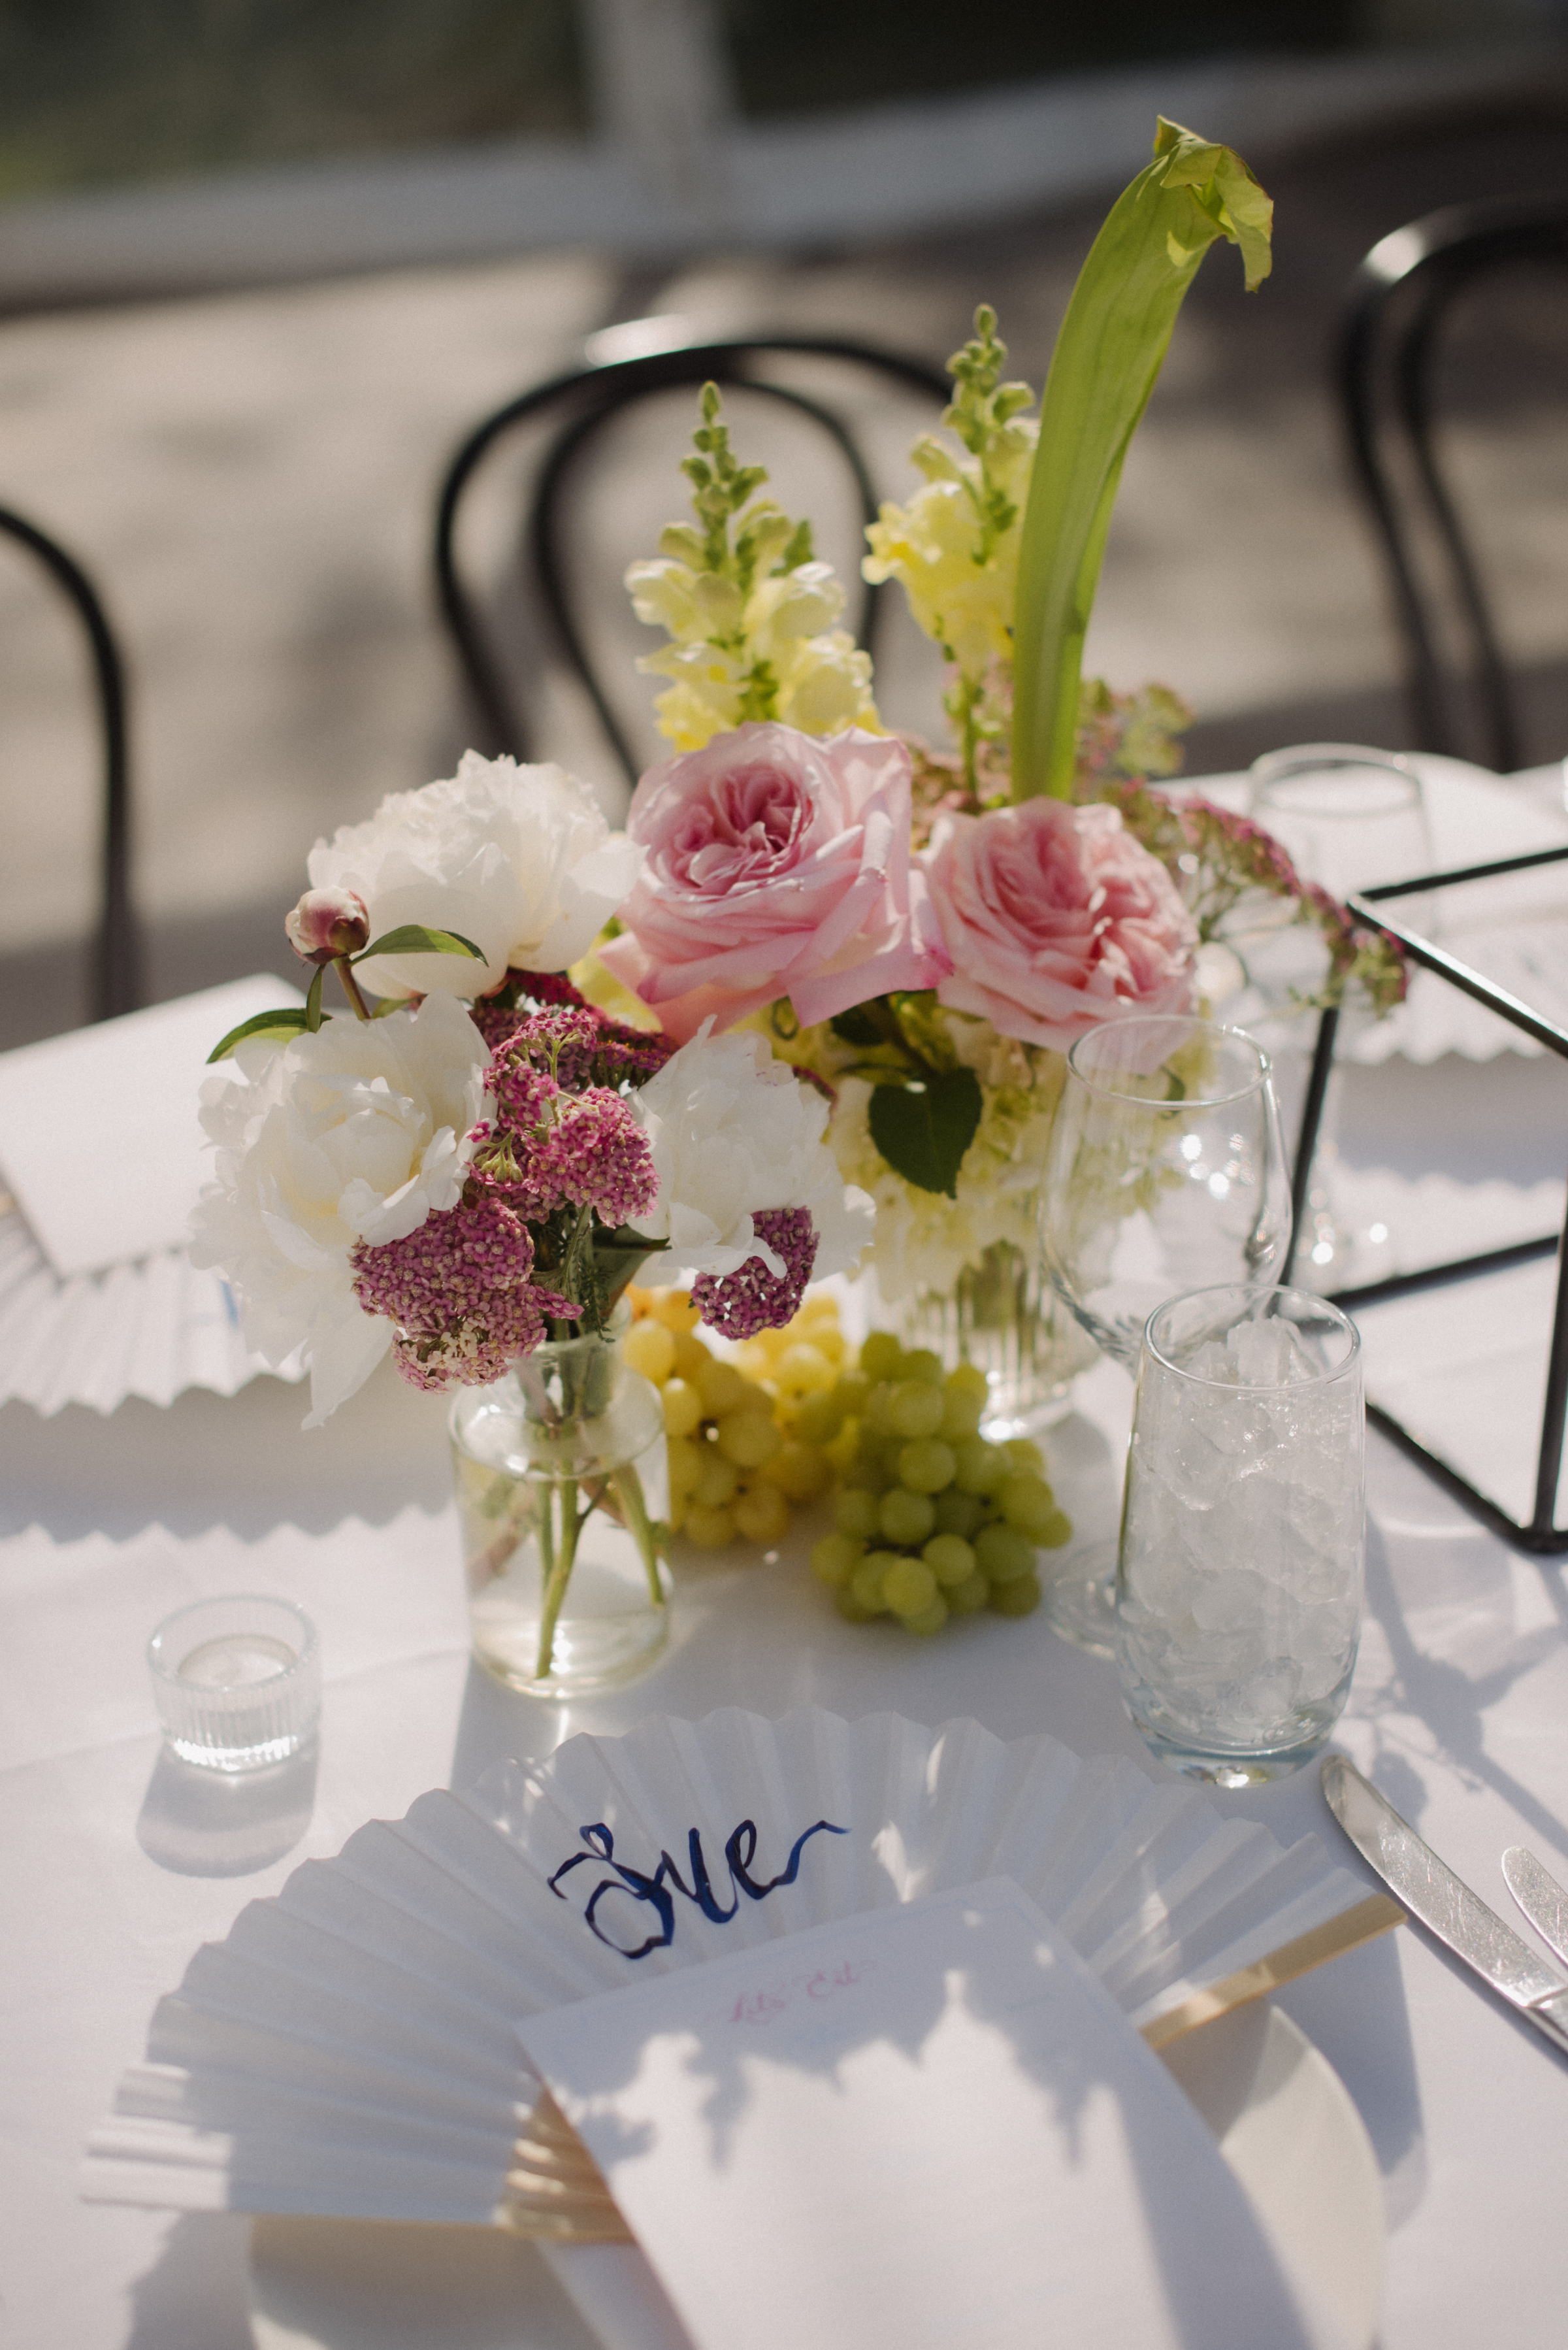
left=1037, top=1013, right=1292, bottom=1655
left=1246, top=743, right=1433, bottom=1286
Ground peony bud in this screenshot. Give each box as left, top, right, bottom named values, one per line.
left=285, top=886, right=370, bottom=965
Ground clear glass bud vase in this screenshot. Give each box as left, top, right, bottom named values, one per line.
left=449, top=1320, right=670, bottom=1698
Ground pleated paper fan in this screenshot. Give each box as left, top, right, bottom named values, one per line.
left=84, top=1708, right=1397, bottom=2234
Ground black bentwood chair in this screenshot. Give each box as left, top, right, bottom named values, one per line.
left=1337, top=193, right=1568, bottom=775
left=433, top=321, right=952, bottom=793
left=0, top=505, right=139, bottom=1021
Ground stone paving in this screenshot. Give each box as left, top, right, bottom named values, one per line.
left=1, top=93, right=1565, bottom=1044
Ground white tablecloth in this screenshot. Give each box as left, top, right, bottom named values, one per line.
left=7, top=763, right=1568, bottom=2350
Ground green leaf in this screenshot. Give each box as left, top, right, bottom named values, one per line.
left=830, top=1005, right=885, bottom=1047
left=304, top=961, right=327, bottom=1033
left=868, top=1067, right=983, bottom=1199
left=354, top=925, right=487, bottom=963
left=1011, top=118, right=1273, bottom=800
left=206, top=1007, right=316, bottom=1063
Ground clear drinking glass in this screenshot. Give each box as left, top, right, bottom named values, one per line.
left=1037, top=1014, right=1293, bottom=1655
left=1247, top=743, right=1433, bottom=1286
left=1117, top=1283, right=1364, bottom=1786
left=146, top=1595, right=321, bottom=1772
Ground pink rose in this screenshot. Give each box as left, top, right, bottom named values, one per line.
left=598, top=723, right=950, bottom=1042
left=923, top=799, right=1198, bottom=1049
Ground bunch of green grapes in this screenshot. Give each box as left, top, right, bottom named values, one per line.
left=623, top=1287, right=840, bottom=1553
left=806, top=1331, right=1072, bottom=1636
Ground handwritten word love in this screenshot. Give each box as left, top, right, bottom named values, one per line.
left=547, top=1815, right=847, bottom=1959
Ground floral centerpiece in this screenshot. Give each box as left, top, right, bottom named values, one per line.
left=191, top=754, right=874, bottom=1691
left=191, top=118, right=1404, bottom=1691
left=593, top=122, right=1402, bottom=1419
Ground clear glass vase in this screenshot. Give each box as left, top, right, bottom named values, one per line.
left=449, top=1322, right=671, bottom=1698
left=872, top=1238, right=1098, bottom=1441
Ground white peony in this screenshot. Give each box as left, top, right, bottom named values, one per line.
left=189, top=994, right=490, bottom=1426
left=631, top=1027, right=874, bottom=1282
left=307, top=751, right=644, bottom=1000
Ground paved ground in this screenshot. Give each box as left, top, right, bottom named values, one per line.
left=1, top=86, right=1566, bottom=1044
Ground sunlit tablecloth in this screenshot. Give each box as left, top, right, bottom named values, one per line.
left=5, top=759, right=1568, bottom=2350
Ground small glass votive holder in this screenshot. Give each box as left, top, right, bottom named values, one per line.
left=1116, top=1283, right=1364, bottom=1787
left=147, top=1595, right=320, bottom=1773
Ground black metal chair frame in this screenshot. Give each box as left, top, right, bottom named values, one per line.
left=0, top=505, right=138, bottom=1022
left=1289, top=846, right=1568, bottom=1553
left=433, top=333, right=952, bottom=793
left=1338, top=192, right=1568, bottom=776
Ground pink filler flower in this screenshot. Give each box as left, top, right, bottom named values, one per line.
left=922, top=799, right=1198, bottom=1050
left=599, top=722, right=949, bottom=1041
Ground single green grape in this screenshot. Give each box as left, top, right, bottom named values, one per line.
left=939, top=1385, right=985, bottom=1443
left=887, top=1380, right=945, bottom=1440
left=793, top=1389, right=843, bottom=1447
left=810, top=1531, right=863, bottom=1587
left=834, top=1487, right=882, bottom=1541
left=1036, top=1508, right=1073, bottom=1548
left=835, top=1584, right=881, bottom=1623
left=900, top=1348, right=945, bottom=1387
left=945, top=1361, right=989, bottom=1406
left=897, top=1437, right=957, bottom=1495
left=849, top=1551, right=898, bottom=1612
left=833, top=1368, right=871, bottom=1417
left=952, top=1436, right=1006, bottom=1496
left=861, top=1381, right=895, bottom=1434
left=883, top=1557, right=938, bottom=1617
left=996, top=1472, right=1059, bottom=1536
left=931, top=1487, right=987, bottom=1540
left=855, top=1431, right=899, bottom=1485
left=975, top=1521, right=1035, bottom=1583
left=879, top=1487, right=936, bottom=1546
left=1004, top=1437, right=1047, bottom=1476
left=946, top=1570, right=991, bottom=1615
left=922, top=1532, right=976, bottom=1588
left=988, top=1572, right=1043, bottom=1617
left=858, top=1331, right=905, bottom=1383
left=902, top=1595, right=949, bottom=1636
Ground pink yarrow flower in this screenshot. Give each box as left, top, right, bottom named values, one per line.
left=350, top=1198, right=570, bottom=1393
left=599, top=721, right=950, bottom=1042
left=692, top=1206, right=819, bottom=1339
left=922, top=799, right=1198, bottom=1050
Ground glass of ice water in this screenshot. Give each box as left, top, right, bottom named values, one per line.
left=1116, top=1283, right=1364, bottom=1786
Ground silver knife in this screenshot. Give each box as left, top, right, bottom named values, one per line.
left=1503, top=1845, right=1568, bottom=1971
left=1321, top=1753, right=1568, bottom=2059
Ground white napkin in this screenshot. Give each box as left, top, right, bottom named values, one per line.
left=522, top=1878, right=1343, bottom=2350
left=0, top=974, right=296, bottom=1279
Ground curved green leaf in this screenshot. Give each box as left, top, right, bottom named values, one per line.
left=868, top=1067, right=982, bottom=1199
left=354, top=925, right=487, bottom=963
left=206, top=1007, right=316, bottom=1063
left=304, top=961, right=327, bottom=1033
left=1011, top=119, right=1273, bottom=799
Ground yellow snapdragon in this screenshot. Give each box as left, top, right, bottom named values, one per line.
left=624, top=389, right=879, bottom=754
left=863, top=414, right=1037, bottom=680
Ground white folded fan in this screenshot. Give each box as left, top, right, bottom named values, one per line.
left=84, top=1706, right=1398, bottom=2234
left=0, top=976, right=306, bottom=1413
